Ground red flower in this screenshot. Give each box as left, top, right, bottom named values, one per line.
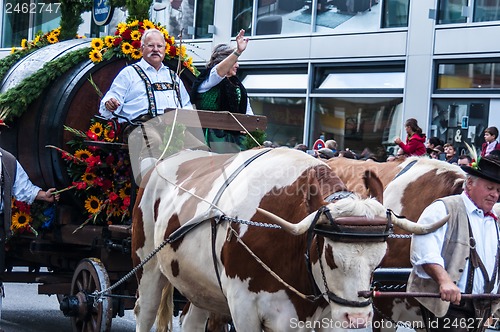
left=108, top=192, right=119, bottom=202
left=105, top=154, right=115, bottom=165
left=86, top=155, right=102, bottom=168
left=168, top=45, right=177, bottom=57
left=86, top=130, right=98, bottom=141
left=121, top=29, right=132, bottom=40
left=113, top=37, right=122, bottom=46
left=72, top=181, right=87, bottom=190
left=131, top=40, right=141, bottom=49
left=122, top=196, right=131, bottom=208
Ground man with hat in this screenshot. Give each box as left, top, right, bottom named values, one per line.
left=0, top=120, right=60, bottom=278
left=408, top=155, right=500, bottom=331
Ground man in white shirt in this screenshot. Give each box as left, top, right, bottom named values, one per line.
left=99, top=28, right=192, bottom=123
left=408, top=155, right=500, bottom=331
left=0, top=120, right=60, bottom=277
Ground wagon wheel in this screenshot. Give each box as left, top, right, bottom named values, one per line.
left=70, top=258, right=113, bottom=332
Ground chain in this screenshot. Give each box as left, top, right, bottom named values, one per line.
left=388, top=233, right=412, bottom=239
left=91, top=215, right=277, bottom=304
left=221, top=215, right=282, bottom=229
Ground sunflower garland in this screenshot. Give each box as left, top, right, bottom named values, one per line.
left=49, top=117, right=133, bottom=228
left=89, top=19, right=199, bottom=76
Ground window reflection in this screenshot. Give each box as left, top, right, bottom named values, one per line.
left=153, top=0, right=214, bottom=39
left=437, top=0, right=467, bottom=24
left=233, top=0, right=408, bottom=36
left=474, top=0, right=500, bottom=22
left=311, top=97, right=403, bottom=157
left=250, top=97, right=306, bottom=147
left=437, top=62, right=500, bottom=90
left=431, top=99, right=489, bottom=154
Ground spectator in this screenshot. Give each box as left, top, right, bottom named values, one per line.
left=294, top=144, right=308, bottom=153
left=429, top=145, right=444, bottom=160
left=394, top=118, right=426, bottom=156
left=443, top=143, right=458, bottom=164
left=481, top=126, right=500, bottom=157
left=324, top=140, right=337, bottom=154
left=426, top=136, right=444, bottom=156
left=457, top=154, right=472, bottom=166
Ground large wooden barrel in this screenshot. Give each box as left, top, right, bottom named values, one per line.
left=0, top=40, right=196, bottom=195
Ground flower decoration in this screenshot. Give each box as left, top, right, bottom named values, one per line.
left=10, top=198, right=56, bottom=236
left=471, top=157, right=480, bottom=170
left=49, top=118, right=133, bottom=229
left=11, top=27, right=85, bottom=55
left=88, top=19, right=199, bottom=76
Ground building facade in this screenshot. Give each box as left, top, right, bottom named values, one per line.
left=1, top=0, right=500, bottom=157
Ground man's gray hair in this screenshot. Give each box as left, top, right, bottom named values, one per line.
left=141, top=28, right=165, bottom=45
left=207, top=44, right=234, bottom=68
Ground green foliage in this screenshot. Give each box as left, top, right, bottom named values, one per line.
left=0, top=49, right=36, bottom=83
left=242, top=129, right=267, bottom=150
left=125, top=0, right=153, bottom=22
left=0, top=47, right=90, bottom=122
left=59, top=0, right=92, bottom=41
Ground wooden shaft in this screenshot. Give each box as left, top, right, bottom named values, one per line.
left=358, top=290, right=500, bottom=299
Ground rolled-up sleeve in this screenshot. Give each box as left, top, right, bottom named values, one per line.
left=13, top=161, right=41, bottom=204
left=410, top=200, right=448, bottom=278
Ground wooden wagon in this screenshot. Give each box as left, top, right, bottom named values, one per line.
left=0, top=39, right=267, bottom=332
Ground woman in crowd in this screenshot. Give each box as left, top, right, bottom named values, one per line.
left=394, top=118, right=426, bottom=156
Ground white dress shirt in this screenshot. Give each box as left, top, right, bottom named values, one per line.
left=197, top=65, right=254, bottom=115
left=0, top=151, right=41, bottom=213
left=99, top=59, right=193, bottom=123
left=410, top=192, right=499, bottom=294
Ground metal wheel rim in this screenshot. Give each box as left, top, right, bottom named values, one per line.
left=70, top=258, right=112, bottom=332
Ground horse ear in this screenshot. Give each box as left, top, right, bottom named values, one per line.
left=363, top=170, right=384, bottom=204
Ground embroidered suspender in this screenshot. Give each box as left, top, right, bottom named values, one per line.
left=466, top=221, right=500, bottom=294
left=131, top=64, right=183, bottom=117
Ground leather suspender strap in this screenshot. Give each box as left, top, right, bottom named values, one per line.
left=131, top=64, right=157, bottom=117
left=169, top=69, right=182, bottom=108
left=467, top=221, right=500, bottom=294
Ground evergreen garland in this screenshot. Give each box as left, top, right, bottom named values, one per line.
left=0, top=48, right=37, bottom=83
left=0, top=47, right=91, bottom=122
left=125, top=0, right=153, bottom=22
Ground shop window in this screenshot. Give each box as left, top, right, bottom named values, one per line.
left=436, top=61, right=500, bottom=91
left=2, top=0, right=61, bottom=48
left=250, top=97, right=306, bottom=148
left=311, top=97, right=403, bottom=159
left=431, top=99, right=489, bottom=155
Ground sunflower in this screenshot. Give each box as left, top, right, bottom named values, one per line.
left=131, top=49, right=142, bottom=60
left=130, top=30, right=141, bottom=41
left=91, top=38, right=104, bottom=50
left=108, top=204, right=123, bottom=217
left=33, top=35, right=41, bottom=45
left=119, top=184, right=131, bottom=199
left=121, top=42, right=133, bottom=55
left=52, top=28, right=61, bottom=36
left=74, top=149, right=93, bottom=160
left=11, top=211, right=32, bottom=231
left=21, top=39, right=27, bottom=48
left=128, top=20, right=139, bottom=28
left=81, top=172, right=96, bottom=185
left=89, top=122, right=104, bottom=137
left=89, top=49, right=103, bottom=63
left=84, top=196, right=103, bottom=214
left=47, top=34, right=58, bottom=44
left=117, top=22, right=128, bottom=34
left=103, top=128, right=116, bottom=142
left=143, top=19, right=155, bottom=30
left=104, top=36, right=114, bottom=48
